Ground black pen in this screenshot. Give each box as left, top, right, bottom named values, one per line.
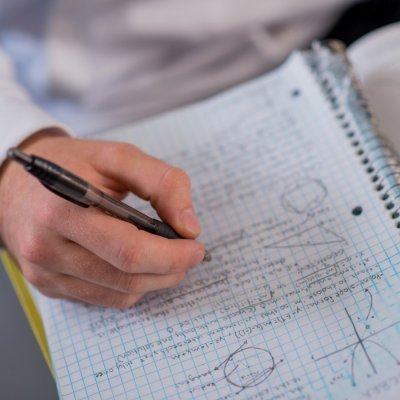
left=7, top=148, right=211, bottom=262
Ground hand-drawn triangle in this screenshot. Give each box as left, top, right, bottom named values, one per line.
left=264, top=224, right=346, bottom=249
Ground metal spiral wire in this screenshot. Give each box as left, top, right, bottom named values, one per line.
left=308, top=40, right=400, bottom=229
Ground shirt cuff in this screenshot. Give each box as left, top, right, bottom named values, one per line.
left=0, top=96, right=73, bottom=164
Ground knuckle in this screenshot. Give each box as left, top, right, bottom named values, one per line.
left=115, top=242, right=142, bottom=272
left=111, top=295, right=137, bottom=309
left=68, top=284, right=100, bottom=305
left=107, top=142, right=138, bottom=161
left=162, top=258, right=175, bottom=274
left=162, top=167, right=191, bottom=190
left=169, top=272, right=186, bottom=288
left=37, top=288, right=59, bottom=300
left=165, top=249, right=191, bottom=274
left=166, top=258, right=183, bottom=274
left=37, top=199, right=66, bottom=227
left=106, top=142, right=125, bottom=159
left=112, top=271, right=129, bottom=291
left=124, top=275, right=142, bottom=293
left=123, top=142, right=140, bottom=155
left=75, top=254, right=106, bottom=278
left=23, top=267, right=48, bottom=288
left=19, top=235, right=47, bottom=264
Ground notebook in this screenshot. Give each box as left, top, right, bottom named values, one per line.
left=6, top=41, right=400, bottom=399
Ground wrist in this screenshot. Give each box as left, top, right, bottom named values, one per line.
left=0, top=128, right=69, bottom=178
left=0, top=128, right=70, bottom=248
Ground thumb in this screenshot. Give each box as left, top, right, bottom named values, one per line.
left=91, top=141, right=202, bottom=239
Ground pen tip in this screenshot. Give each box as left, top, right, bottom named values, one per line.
left=203, top=250, right=212, bottom=262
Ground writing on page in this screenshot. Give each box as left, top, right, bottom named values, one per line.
left=35, top=53, right=400, bottom=400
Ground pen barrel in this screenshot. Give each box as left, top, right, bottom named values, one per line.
left=87, top=188, right=182, bottom=239
left=151, top=219, right=181, bottom=239
left=89, top=189, right=156, bottom=229
left=27, top=156, right=89, bottom=201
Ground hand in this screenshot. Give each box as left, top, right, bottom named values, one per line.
left=0, top=131, right=205, bottom=308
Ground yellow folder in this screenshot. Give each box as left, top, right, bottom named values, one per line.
left=1, top=251, right=53, bottom=376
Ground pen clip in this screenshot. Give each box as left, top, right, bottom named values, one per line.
left=42, top=183, right=90, bottom=208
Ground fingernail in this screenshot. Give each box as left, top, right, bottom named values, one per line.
left=190, top=250, right=205, bottom=268
left=180, top=208, right=201, bottom=235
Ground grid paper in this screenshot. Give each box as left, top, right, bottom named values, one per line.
left=32, top=52, right=400, bottom=399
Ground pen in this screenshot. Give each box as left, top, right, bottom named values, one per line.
left=7, top=148, right=211, bottom=262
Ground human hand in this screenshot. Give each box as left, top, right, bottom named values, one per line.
left=0, top=131, right=205, bottom=308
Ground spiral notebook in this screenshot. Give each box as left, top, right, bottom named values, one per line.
left=8, top=41, right=400, bottom=399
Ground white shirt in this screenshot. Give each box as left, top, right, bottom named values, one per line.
left=0, top=0, right=358, bottom=162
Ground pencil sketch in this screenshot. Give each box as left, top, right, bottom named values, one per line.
left=264, top=223, right=346, bottom=249
left=214, top=340, right=283, bottom=395
left=162, top=276, right=229, bottom=303
left=296, top=256, right=350, bottom=287
left=206, top=229, right=246, bottom=253
left=281, top=178, right=328, bottom=214
left=313, top=289, right=400, bottom=386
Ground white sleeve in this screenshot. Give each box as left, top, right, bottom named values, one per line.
left=125, top=0, right=360, bottom=41
left=0, top=48, right=71, bottom=164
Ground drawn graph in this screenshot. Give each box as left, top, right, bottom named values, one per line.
left=313, top=289, right=400, bottom=386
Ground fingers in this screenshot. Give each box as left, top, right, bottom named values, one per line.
left=20, top=238, right=190, bottom=307
left=2, top=137, right=206, bottom=309
left=55, top=275, right=143, bottom=308
left=23, top=265, right=143, bottom=308
left=62, top=208, right=205, bottom=274
left=43, top=242, right=188, bottom=293
left=91, top=142, right=201, bottom=238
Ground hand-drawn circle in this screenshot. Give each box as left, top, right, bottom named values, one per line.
left=281, top=178, right=328, bottom=214
left=223, top=346, right=275, bottom=389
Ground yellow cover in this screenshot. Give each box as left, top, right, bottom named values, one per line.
left=1, top=251, right=53, bottom=376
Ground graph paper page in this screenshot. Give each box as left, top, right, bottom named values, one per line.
left=33, top=52, right=400, bottom=399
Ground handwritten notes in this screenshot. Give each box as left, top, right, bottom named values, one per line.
left=33, top=53, right=400, bottom=399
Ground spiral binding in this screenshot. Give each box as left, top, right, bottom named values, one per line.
left=307, top=40, right=400, bottom=229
